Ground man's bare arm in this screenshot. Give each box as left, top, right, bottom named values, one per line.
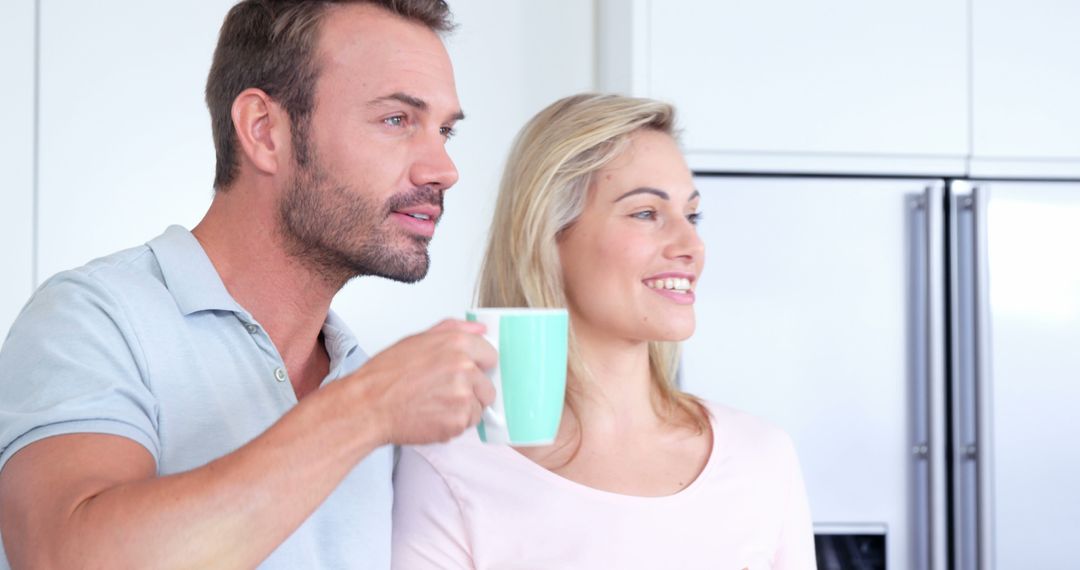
left=0, top=321, right=496, bottom=569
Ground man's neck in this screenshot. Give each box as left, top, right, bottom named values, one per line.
left=191, top=189, right=338, bottom=372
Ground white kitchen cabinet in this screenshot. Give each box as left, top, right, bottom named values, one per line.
left=0, top=0, right=36, bottom=338
left=598, top=0, right=969, bottom=175
left=970, top=0, right=1080, bottom=177
left=683, top=176, right=948, bottom=570
left=36, top=1, right=231, bottom=281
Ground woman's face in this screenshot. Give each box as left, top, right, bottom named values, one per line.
left=557, top=129, right=704, bottom=346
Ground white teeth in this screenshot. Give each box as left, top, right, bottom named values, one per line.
left=646, top=278, right=692, bottom=291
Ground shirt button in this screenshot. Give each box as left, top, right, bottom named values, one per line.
left=274, top=367, right=287, bottom=382
left=245, top=324, right=259, bottom=334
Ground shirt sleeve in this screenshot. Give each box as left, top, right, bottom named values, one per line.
left=0, top=269, right=160, bottom=473
left=392, top=446, right=474, bottom=570
left=772, top=433, right=818, bottom=570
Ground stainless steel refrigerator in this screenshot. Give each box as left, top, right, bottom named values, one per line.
left=681, top=176, right=1080, bottom=569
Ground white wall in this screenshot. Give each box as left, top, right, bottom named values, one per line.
left=36, top=1, right=229, bottom=280
left=0, top=1, right=595, bottom=350
left=0, top=0, right=36, bottom=339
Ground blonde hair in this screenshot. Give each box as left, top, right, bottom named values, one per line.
left=476, top=93, right=708, bottom=433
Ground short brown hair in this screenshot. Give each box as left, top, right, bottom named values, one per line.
left=205, top=0, right=454, bottom=190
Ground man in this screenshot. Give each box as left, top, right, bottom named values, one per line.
left=0, top=1, right=496, bottom=568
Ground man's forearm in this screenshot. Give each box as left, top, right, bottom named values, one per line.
left=2, top=379, right=385, bottom=569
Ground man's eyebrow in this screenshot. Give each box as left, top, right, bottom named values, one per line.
left=369, top=92, right=465, bottom=122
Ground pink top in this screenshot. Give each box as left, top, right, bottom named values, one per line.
left=391, top=402, right=817, bottom=569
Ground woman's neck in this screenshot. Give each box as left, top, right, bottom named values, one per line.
left=516, top=325, right=711, bottom=497
left=563, top=329, right=662, bottom=438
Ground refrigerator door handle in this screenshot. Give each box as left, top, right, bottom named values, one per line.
left=948, top=182, right=995, bottom=570
left=972, top=185, right=995, bottom=570
left=908, top=184, right=947, bottom=570
left=908, top=191, right=931, bottom=570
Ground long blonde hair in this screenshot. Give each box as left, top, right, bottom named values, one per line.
left=475, top=93, right=708, bottom=433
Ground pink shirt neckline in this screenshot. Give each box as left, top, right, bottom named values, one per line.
left=488, top=407, right=722, bottom=504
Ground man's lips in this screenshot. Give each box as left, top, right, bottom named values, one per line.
left=392, top=205, right=441, bottom=224
left=391, top=206, right=441, bottom=238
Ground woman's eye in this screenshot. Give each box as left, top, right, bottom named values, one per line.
left=631, top=210, right=657, bottom=221
left=687, top=212, right=703, bottom=225
left=439, top=126, right=457, bottom=139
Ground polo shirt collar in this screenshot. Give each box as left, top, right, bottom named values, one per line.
left=323, top=309, right=362, bottom=365
left=148, top=225, right=363, bottom=367
left=148, top=225, right=243, bottom=316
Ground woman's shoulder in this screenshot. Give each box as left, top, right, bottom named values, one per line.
left=398, top=428, right=519, bottom=484
left=401, top=426, right=485, bottom=463
left=396, top=428, right=566, bottom=513
left=698, top=399, right=801, bottom=468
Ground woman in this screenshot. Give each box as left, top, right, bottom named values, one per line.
left=392, top=94, right=816, bottom=569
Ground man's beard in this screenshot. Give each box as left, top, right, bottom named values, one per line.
left=277, top=149, right=444, bottom=288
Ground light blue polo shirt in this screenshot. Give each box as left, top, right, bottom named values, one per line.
left=0, top=225, right=392, bottom=569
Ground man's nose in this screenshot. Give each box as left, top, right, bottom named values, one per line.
left=410, top=135, right=459, bottom=191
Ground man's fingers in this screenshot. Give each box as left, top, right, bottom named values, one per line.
left=473, top=374, right=496, bottom=408
left=467, top=401, right=484, bottom=428
left=429, top=319, right=486, bottom=335
left=465, top=335, right=499, bottom=371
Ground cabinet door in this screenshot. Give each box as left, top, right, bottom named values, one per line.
left=971, top=1, right=1080, bottom=177
left=0, top=0, right=36, bottom=338
left=601, top=0, right=969, bottom=175
left=682, top=176, right=947, bottom=570
left=37, top=1, right=234, bottom=280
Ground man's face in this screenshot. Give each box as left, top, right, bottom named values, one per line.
left=278, top=4, right=462, bottom=284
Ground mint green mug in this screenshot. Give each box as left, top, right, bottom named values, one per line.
left=466, top=308, right=569, bottom=445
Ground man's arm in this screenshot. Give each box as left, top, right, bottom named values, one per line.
left=0, top=320, right=496, bottom=569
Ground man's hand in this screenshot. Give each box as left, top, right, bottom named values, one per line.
left=351, top=319, right=498, bottom=445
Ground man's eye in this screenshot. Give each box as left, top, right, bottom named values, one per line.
left=631, top=210, right=657, bottom=220
left=384, top=115, right=406, bottom=127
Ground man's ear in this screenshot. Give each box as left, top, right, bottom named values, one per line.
left=230, top=88, right=291, bottom=177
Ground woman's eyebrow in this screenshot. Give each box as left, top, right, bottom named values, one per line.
left=613, top=187, right=669, bottom=202
left=612, top=188, right=701, bottom=203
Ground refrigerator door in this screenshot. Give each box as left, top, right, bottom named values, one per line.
left=683, top=176, right=947, bottom=570
left=963, top=181, right=1080, bottom=569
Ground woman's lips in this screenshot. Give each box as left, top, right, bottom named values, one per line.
left=646, top=285, right=696, bottom=305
